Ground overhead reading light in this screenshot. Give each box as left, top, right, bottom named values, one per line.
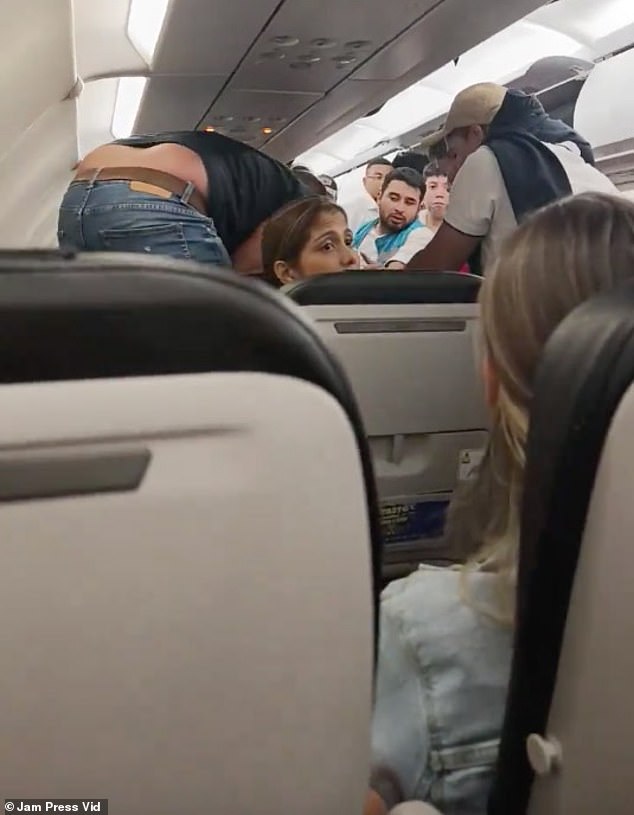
left=111, top=76, right=147, bottom=139
left=127, top=0, right=170, bottom=65
left=344, top=40, right=372, bottom=50
left=271, top=35, right=300, bottom=47
left=311, top=38, right=337, bottom=49
left=205, top=126, right=215, bottom=132
left=262, top=127, right=273, bottom=135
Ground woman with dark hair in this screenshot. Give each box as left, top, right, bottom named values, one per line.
left=260, top=196, right=360, bottom=286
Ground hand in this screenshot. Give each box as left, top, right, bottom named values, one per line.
left=364, top=790, right=388, bottom=815
left=357, top=253, right=382, bottom=270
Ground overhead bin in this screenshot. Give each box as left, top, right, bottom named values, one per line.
left=574, top=49, right=634, bottom=192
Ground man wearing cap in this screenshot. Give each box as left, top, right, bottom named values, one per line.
left=406, top=82, right=616, bottom=273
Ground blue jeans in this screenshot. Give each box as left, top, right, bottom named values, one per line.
left=58, top=179, right=232, bottom=266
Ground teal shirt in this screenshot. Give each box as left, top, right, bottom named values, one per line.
left=353, top=217, right=424, bottom=264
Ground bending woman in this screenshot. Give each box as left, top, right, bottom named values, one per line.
left=58, top=130, right=320, bottom=273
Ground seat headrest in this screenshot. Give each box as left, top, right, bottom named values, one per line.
left=283, top=270, right=481, bottom=305
left=489, top=279, right=634, bottom=814
left=0, top=250, right=350, bottom=390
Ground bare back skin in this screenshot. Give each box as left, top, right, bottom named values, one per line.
left=74, top=140, right=269, bottom=272
left=75, top=142, right=209, bottom=199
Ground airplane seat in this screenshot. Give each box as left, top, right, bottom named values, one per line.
left=285, top=270, right=488, bottom=576
left=284, top=269, right=481, bottom=305
left=488, top=281, right=634, bottom=815
left=0, top=250, right=380, bottom=815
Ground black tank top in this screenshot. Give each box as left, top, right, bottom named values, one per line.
left=113, top=131, right=309, bottom=255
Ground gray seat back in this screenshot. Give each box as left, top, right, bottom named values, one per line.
left=489, top=282, right=634, bottom=815
left=0, top=252, right=378, bottom=815
left=286, top=272, right=488, bottom=573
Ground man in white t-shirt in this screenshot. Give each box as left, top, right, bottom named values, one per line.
left=352, top=168, right=434, bottom=267
left=345, top=158, right=394, bottom=234
left=405, top=82, right=617, bottom=273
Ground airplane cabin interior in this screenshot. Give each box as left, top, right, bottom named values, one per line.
left=1, top=0, right=634, bottom=813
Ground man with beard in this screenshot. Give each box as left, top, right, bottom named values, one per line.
left=352, top=168, right=433, bottom=267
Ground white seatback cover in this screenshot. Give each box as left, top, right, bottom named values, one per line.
left=528, top=382, right=634, bottom=814
left=0, top=373, right=374, bottom=814
left=305, top=302, right=488, bottom=565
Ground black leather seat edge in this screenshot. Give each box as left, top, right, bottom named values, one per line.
left=283, top=270, right=481, bottom=305
left=488, top=280, right=634, bottom=815
left=0, top=249, right=383, bottom=658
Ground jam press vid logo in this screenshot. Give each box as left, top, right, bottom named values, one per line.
left=5, top=803, right=107, bottom=813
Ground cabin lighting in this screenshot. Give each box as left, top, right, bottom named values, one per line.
left=111, top=76, right=147, bottom=139
left=127, top=0, right=170, bottom=64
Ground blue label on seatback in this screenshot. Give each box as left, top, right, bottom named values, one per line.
left=380, top=500, right=449, bottom=546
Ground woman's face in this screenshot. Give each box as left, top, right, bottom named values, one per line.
left=275, top=210, right=359, bottom=284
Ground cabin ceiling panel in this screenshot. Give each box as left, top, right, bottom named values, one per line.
left=73, top=0, right=145, bottom=79
left=0, top=0, right=74, bottom=162
left=265, top=79, right=394, bottom=161
left=151, top=0, right=286, bottom=75
left=230, top=0, right=438, bottom=93
left=354, top=0, right=548, bottom=80
left=135, top=76, right=226, bottom=133
left=203, top=89, right=320, bottom=144
left=262, top=0, right=550, bottom=161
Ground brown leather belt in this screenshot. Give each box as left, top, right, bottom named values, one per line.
left=72, top=167, right=208, bottom=215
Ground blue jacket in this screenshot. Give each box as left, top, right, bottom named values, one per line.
left=353, top=217, right=423, bottom=264
left=371, top=566, right=512, bottom=814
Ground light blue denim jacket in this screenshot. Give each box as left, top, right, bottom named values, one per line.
left=371, top=565, right=512, bottom=815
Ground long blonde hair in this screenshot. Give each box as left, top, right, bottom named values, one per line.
left=445, top=192, right=634, bottom=624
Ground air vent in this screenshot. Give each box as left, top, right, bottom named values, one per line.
left=254, top=36, right=373, bottom=70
